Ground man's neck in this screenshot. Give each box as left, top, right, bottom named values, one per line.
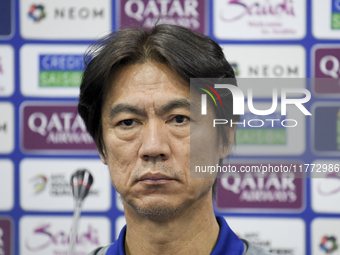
left=123, top=194, right=219, bottom=255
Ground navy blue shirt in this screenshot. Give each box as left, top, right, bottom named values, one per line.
left=106, top=216, right=244, bottom=255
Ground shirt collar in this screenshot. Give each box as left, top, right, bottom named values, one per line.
left=107, top=215, right=244, bottom=255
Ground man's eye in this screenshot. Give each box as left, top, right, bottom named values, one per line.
left=119, top=119, right=134, bottom=126
left=174, top=115, right=188, bottom=124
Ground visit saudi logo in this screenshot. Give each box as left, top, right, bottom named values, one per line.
left=198, top=82, right=223, bottom=115
left=39, top=54, right=84, bottom=87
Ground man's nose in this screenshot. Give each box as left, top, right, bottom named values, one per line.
left=139, top=121, right=170, bottom=161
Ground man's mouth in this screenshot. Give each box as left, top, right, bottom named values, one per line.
left=138, top=173, right=175, bottom=185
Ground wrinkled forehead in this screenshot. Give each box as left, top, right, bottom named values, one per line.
left=103, top=62, right=190, bottom=108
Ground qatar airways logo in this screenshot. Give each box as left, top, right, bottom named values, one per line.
left=220, top=0, right=295, bottom=22
left=124, top=0, right=199, bottom=22
left=120, top=0, right=206, bottom=33
left=200, top=84, right=311, bottom=128
left=319, top=54, right=340, bottom=79
left=21, top=103, right=97, bottom=153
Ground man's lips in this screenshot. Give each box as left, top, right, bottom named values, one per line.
left=137, top=173, right=175, bottom=184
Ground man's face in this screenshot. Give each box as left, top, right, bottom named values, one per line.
left=100, top=62, right=225, bottom=217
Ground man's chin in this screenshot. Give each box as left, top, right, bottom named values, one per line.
left=127, top=199, right=185, bottom=219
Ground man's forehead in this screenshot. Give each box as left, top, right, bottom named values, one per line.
left=104, top=62, right=190, bottom=106
left=111, top=62, right=187, bottom=87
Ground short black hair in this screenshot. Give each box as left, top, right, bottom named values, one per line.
left=78, top=24, right=239, bottom=198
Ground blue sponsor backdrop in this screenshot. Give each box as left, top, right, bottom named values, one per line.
left=0, top=0, right=340, bottom=254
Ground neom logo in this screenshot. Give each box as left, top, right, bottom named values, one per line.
left=54, top=7, right=105, bottom=20
left=231, top=63, right=300, bottom=77
left=28, top=4, right=105, bottom=21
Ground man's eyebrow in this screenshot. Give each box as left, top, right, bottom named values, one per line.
left=156, top=99, right=190, bottom=116
left=108, top=99, right=191, bottom=119
left=108, top=104, right=146, bottom=119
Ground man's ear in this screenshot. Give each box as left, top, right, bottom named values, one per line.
left=99, top=141, right=108, bottom=165
left=219, top=124, right=236, bottom=159
left=99, top=151, right=107, bottom=165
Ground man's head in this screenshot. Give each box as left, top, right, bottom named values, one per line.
left=78, top=24, right=238, bottom=216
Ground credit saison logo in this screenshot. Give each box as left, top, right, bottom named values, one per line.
left=200, top=84, right=311, bottom=128
left=28, top=4, right=46, bottom=22
left=39, top=54, right=84, bottom=87
left=332, top=0, right=340, bottom=29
